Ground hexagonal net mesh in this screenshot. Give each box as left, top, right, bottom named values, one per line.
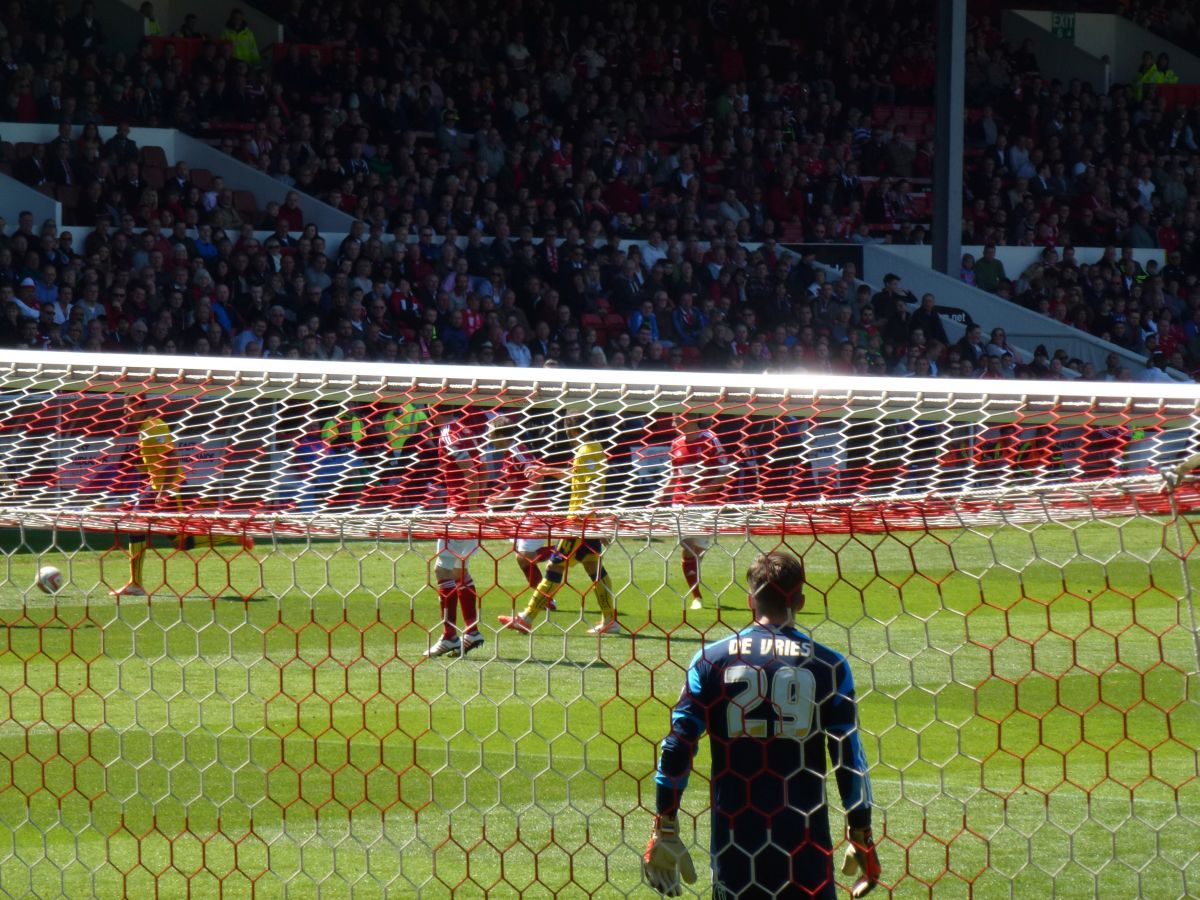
left=0, top=349, right=1195, bottom=898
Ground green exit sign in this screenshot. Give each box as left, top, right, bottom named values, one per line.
left=1051, top=11, right=1076, bottom=42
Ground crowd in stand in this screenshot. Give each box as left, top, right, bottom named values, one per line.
left=1123, top=1, right=1199, bottom=58
left=0, top=0, right=1197, bottom=381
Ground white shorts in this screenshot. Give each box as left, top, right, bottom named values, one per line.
left=516, top=537, right=547, bottom=555
left=436, top=538, right=480, bottom=570
left=680, top=535, right=712, bottom=552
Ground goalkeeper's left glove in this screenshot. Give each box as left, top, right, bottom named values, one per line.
left=642, top=814, right=697, bottom=896
left=841, top=826, right=881, bottom=898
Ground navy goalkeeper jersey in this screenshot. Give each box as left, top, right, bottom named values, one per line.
left=655, top=623, right=873, bottom=899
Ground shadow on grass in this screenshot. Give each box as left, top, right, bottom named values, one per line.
left=215, top=593, right=274, bottom=603
left=481, top=654, right=615, bottom=670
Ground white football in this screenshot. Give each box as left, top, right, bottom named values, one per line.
left=36, top=566, right=63, bottom=595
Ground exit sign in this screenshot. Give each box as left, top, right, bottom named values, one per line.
left=1051, top=12, right=1076, bottom=42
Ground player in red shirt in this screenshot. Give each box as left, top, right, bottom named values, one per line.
left=659, top=414, right=733, bottom=610
left=486, top=415, right=556, bottom=608
left=424, top=409, right=488, bottom=658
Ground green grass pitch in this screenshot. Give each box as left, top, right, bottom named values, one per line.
left=0, top=518, right=1196, bottom=898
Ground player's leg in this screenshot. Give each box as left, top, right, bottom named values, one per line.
left=167, top=494, right=196, bottom=552
left=111, top=492, right=151, bottom=597
left=426, top=539, right=483, bottom=657
left=515, top=538, right=556, bottom=610
left=111, top=532, right=150, bottom=597
left=712, top=823, right=835, bottom=900
left=714, top=819, right=836, bottom=900
left=187, top=497, right=255, bottom=551
left=579, top=540, right=619, bottom=633
left=204, top=532, right=255, bottom=550
left=499, top=539, right=575, bottom=632
left=680, top=536, right=711, bottom=610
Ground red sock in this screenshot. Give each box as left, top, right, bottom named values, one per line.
left=682, top=556, right=702, bottom=600
left=521, top=559, right=542, bottom=589
left=459, top=581, right=479, bottom=634
left=437, top=581, right=458, bottom=639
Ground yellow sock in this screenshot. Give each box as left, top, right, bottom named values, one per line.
left=593, top=574, right=614, bottom=618
left=523, top=581, right=561, bottom=622
left=584, top=559, right=615, bottom=619
left=523, top=560, right=567, bottom=621
left=130, top=541, right=146, bottom=586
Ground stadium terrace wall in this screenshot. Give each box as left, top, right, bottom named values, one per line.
left=91, top=0, right=151, bottom=56
left=0, top=123, right=356, bottom=234
left=0, top=172, right=62, bottom=230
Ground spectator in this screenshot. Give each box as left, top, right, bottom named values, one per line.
left=973, top=246, right=1007, bottom=294
left=717, top=189, right=750, bottom=226
left=105, top=123, right=138, bottom=164
left=221, top=9, right=261, bottom=65
left=505, top=325, right=532, bottom=368
left=47, top=142, right=79, bottom=187
left=959, top=254, right=976, bottom=287
left=139, top=2, right=162, bottom=35
left=16, top=145, right=48, bottom=187
left=67, top=1, right=106, bottom=52
left=1139, top=351, right=1174, bottom=383
left=1134, top=52, right=1179, bottom=100
left=956, top=324, right=987, bottom=373
left=210, top=190, right=244, bottom=230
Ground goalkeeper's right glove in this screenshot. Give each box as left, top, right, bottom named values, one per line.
left=1161, top=452, right=1200, bottom=493
left=642, top=814, right=697, bottom=897
left=841, top=826, right=881, bottom=898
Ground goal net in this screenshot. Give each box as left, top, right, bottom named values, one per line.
left=0, top=348, right=1196, bottom=898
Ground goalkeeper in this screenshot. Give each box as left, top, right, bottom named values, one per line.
left=644, top=550, right=880, bottom=898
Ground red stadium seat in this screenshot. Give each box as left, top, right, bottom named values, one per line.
left=144, top=36, right=205, bottom=73
left=604, top=313, right=628, bottom=335
left=57, top=184, right=79, bottom=210
left=140, top=146, right=168, bottom=170
left=233, top=190, right=258, bottom=217
left=781, top=223, right=806, bottom=242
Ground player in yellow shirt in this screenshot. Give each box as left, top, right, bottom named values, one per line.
left=110, top=397, right=184, bottom=597
left=498, top=413, right=620, bottom=635
left=110, top=397, right=253, bottom=597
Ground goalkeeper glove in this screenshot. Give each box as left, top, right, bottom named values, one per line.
left=841, top=826, right=881, bottom=898
left=642, top=815, right=697, bottom=896
left=1161, top=452, right=1200, bottom=493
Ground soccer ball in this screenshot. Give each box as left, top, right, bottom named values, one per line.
left=36, top=566, right=63, bottom=594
